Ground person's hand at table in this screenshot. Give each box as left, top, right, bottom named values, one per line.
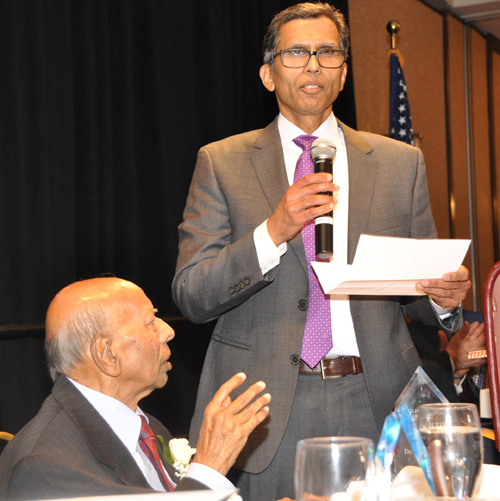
left=192, top=372, right=271, bottom=476
left=442, top=321, right=486, bottom=378
left=416, top=265, right=471, bottom=309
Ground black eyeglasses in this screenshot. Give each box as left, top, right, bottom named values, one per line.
left=272, top=48, right=346, bottom=69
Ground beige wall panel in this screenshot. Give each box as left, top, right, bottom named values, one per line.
left=446, top=16, right=473, bottom=309
left=349, top=0, right=450, bottom=238
left=470, top=28, right=494, bottom=307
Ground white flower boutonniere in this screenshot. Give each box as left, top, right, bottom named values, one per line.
left=157, top=436, right=196, bottom=479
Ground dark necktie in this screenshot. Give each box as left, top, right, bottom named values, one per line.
left=470, top=364, right=489, bottom=390
left=293, top=135, right=333, bottom=369
left=138, top=415, right=174, bottom=491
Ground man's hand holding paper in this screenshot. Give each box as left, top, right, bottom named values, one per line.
left=416, top=265, right=471, bottom=309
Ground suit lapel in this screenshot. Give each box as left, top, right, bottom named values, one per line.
left=250, top=118, right=289, bottom=214
left=250, top=118, right=308, bottom=275
left=52, top=376, right=152, bottom=490
left=155, top=439, right=177, bottom=482
left=339, top=121, right=378, bottom=264
left=149, top=419, right=179, bottom=483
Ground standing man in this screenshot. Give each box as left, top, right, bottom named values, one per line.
left=172, top=3, right=470, bottom=500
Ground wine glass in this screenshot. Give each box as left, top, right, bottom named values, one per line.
left=294, top=437, right=376, bottom=501
left=418, top=402, right=483, bottom=499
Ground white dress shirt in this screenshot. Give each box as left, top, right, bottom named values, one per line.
left=254, top=113, right=359, bottom=356
left=254, top=112, right=453, bottom=359
left=68, top=378, right=233, bottom=492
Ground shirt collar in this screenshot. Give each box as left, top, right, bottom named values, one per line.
left=277, top=112, right=340, bottom=149
left=68, top=377, right=146, bottom=456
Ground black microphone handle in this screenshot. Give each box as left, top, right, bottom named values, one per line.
left=314, top=157, right=333, bottom=259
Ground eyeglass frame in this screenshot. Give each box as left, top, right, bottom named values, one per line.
left=271, top=48, right=346, bottom=69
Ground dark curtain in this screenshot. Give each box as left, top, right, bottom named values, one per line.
left=0, top=0, right=354, bottom=436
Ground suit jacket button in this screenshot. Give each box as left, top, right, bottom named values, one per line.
left=244, top=277, right=250, bottom=285
left=239, top=281, right=245, bottom=289
left=234, top=284, right=240, bottom=292
left=298, top=299, right=308, bottom=310
left=228, top=287, right=234, bottom=294
left=290, top=354, right=300, bottom=365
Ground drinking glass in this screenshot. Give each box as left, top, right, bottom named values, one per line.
left=418, top=402, right=483, bottom=499
left=294, top=436, right=376, bottom=501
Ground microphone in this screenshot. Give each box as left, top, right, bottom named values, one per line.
left=311, top=137, right=336, bottom=260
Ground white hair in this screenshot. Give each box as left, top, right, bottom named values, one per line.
left=45, top=296, right=111, bottom=382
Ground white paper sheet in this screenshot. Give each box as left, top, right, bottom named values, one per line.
left=311, top=235, right=471, bottom=296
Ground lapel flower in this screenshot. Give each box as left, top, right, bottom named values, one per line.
left=157, top=436, right=196, bottom=479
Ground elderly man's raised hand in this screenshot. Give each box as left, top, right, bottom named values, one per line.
left=192, top=373, right=271, bottom=476
left=416, top=265, right=471, bottom=309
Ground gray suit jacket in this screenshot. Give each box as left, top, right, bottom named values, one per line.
left=172, top=118, right=459, bottom=474
left=0, top=376, right=207, bottom=500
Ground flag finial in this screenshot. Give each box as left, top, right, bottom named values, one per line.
left=386, top=20, right=401, bottom=50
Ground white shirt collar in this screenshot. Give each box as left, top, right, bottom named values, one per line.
left=68, top=377, right=145, bottom=456
left=277, top=112, right=341, bottom=148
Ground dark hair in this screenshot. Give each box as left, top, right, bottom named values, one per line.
left=262, top=2, right=349, bottom=66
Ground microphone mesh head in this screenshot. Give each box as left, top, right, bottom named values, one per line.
left=311, top=137, right=336, bottom=160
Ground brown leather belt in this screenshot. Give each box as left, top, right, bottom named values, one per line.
left=299, top=356, right=363, bottom=379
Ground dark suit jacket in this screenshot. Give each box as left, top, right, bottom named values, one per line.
left=410, top=310, right=485, bottom=403
left=421, top=351, right=457, bottom=402
left=0, top=376, right=207, bottom=500
left=172, top=118, right=461, bottom=474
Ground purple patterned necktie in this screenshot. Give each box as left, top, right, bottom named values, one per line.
left=293, top=135, right=333, bottom=369
left=139, top=415, right=174, bottom=491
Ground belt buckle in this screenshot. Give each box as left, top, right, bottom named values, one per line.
left=320, top=357, right=345, bottom=379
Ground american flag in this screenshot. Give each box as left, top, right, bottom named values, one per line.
left=389, top=53, right=414, bottom=145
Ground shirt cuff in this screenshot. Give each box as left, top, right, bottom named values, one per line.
left=253, top=220, right=286, bottom=275
left=454, top=376, right=466, bottom=395
left=185, top=462, right=235, bottom=491
left=429, top=298, right=460, bottom=319
left=448, top=353, right=465, bottom=395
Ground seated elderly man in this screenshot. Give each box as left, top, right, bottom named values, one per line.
left=0, top=277, right=271, bottom=500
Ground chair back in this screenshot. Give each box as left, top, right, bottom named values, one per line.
left=483, top=260, right=500, bottom=450
left=0, top=432, right=14, bottom=441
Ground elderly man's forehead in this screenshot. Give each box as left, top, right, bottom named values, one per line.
left=56, top=277, right=140, bottom=301
left=47, top=278, right=142, bottom=320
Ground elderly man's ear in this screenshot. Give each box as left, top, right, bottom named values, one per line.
left=91, top=334, right=122, bottom=377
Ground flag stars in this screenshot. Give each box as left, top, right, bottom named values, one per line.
left=390, top=53, right=414, bottom=146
